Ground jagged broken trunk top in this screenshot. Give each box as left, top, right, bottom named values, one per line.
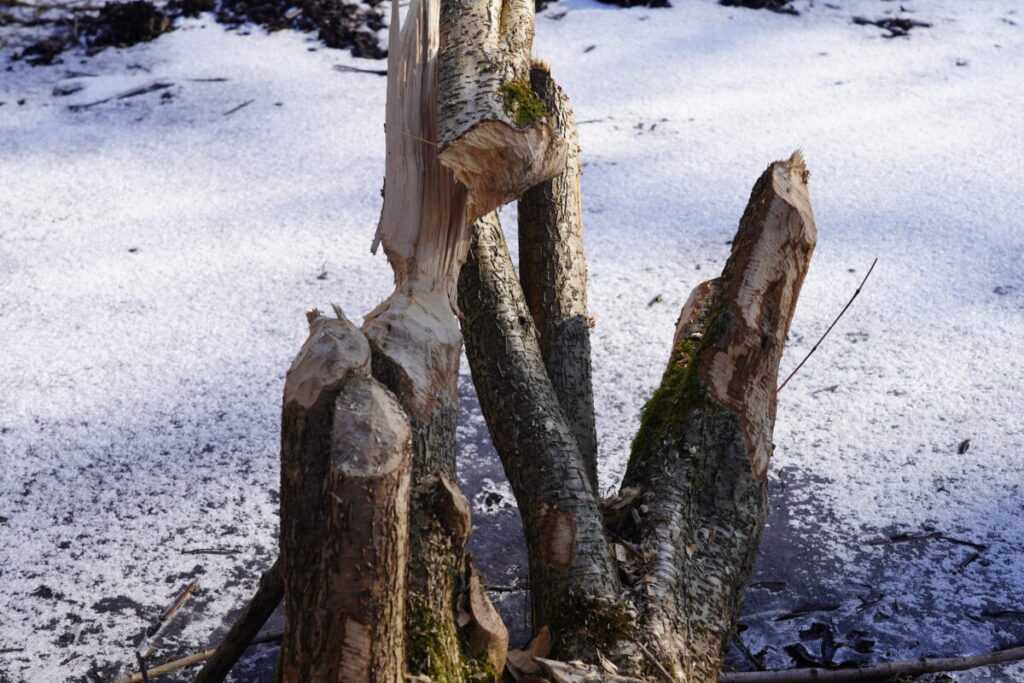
left=616, top=152, right=817, bottom=680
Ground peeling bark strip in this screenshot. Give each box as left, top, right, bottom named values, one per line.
left=279, top=310, right=412, bottom=683
left=192, top=559, right=282, bottom=683
left=620, top=153, right=816, bottom=682
left=459, top=212, right=630, bottom=663
left=518, top=61, right=597, bottom=492
left=437, top=0, right=566, bottom=223
left=363, top=0, right=480, bottom=676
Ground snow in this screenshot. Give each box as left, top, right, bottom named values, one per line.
left=2, top=0, right=1023, bottom=680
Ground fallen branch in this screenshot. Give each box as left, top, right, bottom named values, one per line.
left=720, top=643, right=1024, bottom=681
left=113, top=632, right=285, bottom=683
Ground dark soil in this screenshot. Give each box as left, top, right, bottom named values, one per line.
left=720, top=0, right=798, bottom=15
left=215, top=0, right=387, bottom=59
left=10, top=0, right=387, bottom=67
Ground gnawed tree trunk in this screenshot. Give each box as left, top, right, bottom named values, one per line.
left=517, top=61, right=597, bottom=492
left=363, top=0, right=568, bottom=674
left=459, top=212, right=636, bottom=665
left=461, top=152, right=816, bottom=680
left=616, top=152, right=817, bottom=680
left=437, top=0, right=566, bottom=223
left=278, top=309, right=412, bottom=682
left=361, top=0, right=475, bottom=675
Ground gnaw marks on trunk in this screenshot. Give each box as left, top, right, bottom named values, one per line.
left=278, top=309, right=412, bottom=682
left=618, top=152, right=817, bottom=681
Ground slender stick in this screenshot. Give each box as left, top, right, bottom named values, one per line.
left=720, top=643, right=1024, bottom=682
left=112, top=633, right=286, bottom=683
left=777, top=258, right=878, bottom=392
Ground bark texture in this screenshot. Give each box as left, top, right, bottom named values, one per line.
left=279, top=309, right=412, bottom=683
left=192, top=559, right=283, bottom=683
left=618, top=152, right=817, bottom=681
left=459, top=212, right=632, bottom=664
left=437, top=0, right=566, bottom=223
left=517, top=61, right=597, bottom=492
left=363, top=0, right=478, bottom=676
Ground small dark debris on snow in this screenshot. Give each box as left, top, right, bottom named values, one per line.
left=852, top=16, right=932, bottom=38
left=993, top=285, right=1015, bottom=295
left=775, top=602, right=841, bottom=621
left=52, top=82, right=85, bottom=97
left=333, top=63, right=387, bottom=76
left=720, top=0, right=797, bottom=16
left=647, top=293, right=663, bottom=307
left=92, top=595, right=145, bottom=614
left=31, top=585, right=63, bottom=600
left=957, top=438, right=971, bottom=454
left=595, top=0, right=670, bottom=9
left=750, top=580, right=786, bottom=592
left=583, top=44, right=596, bottom=53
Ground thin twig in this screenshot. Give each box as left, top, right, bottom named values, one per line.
left=605, top=526, right=645, bottom=561
left=777, top=258, right=877, bottom=392
left=732, top=633, right=765, bottom=671
left=134, top=652, right=150, bottom=683
left=112, top=632, right=284, bottom=683
left=112, top=649, right=215, bottom=683
left=635, top=639, right=675, bottom=682
left=333, top=63, right=388, bottom=76
left=139, top=582, right=198, bottom=658
left=222, top=99, right=254, bottom=116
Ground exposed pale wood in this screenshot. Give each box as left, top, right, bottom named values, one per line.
left=437, top=0, right=566, bottom=223
left=279, top=310, right=412, bottom=683
left=362, top=0, right=480, bottom=676
left=619, top=152, right=816, bottom=681
left=192, top=559, right=283, bottom=683
left=458, top=212, right=630, bottom=664
left=517, top=61, right=597, bottom=491
left=463, top=556, right=510, bottom=674
left=112, top=649, right=217, bottom=683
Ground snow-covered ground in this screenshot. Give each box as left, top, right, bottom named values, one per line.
left=2, top=0, right=1023, bottom=680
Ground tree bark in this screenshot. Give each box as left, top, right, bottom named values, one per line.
left=362, top=0, right=478, bottom=676
left=617, top=152, right=817, bottom=681
left=437, top=0, right=566, bottom=224
left=278, top=309, right=412, bottom=683
left=518, top=61, right=597, bottom=492
left=192, top=559, right=282, bottom=683
left=459, top=212, right=633, bottom=665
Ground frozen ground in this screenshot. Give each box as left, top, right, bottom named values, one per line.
left=1, top=0, right=1023, bottom=680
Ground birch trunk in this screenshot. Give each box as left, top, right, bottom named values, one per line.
left=278, top=309, right=412, bottom=683
left=459, top=212, right=634, bottom=665
left=517, top=61, right=597, bottom=492
left=437, top=0, right=566, bottom=223
left=362, top=0, right=478, bottom=676
left=617, top=152, right=817, bottom=681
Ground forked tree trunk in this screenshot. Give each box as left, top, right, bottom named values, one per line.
left=278, top=309, right=412, bottom=681
left=195, top=0, right=816, bottom=671
left=462, top=152, right=816, bottom=680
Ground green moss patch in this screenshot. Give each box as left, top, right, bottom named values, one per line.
left=499, top=79, right=549, bottom=128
